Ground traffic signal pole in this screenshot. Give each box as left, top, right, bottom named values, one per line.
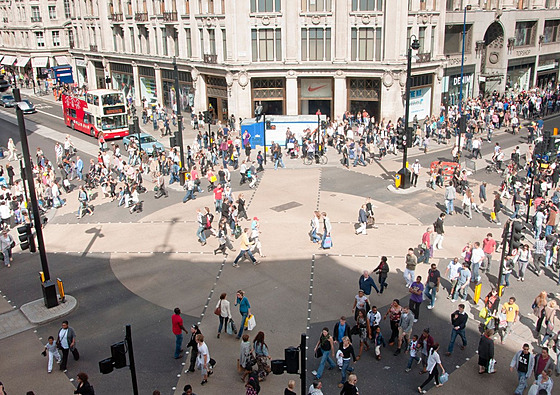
left=172, top=57, right=185, bottom=170
left=126, top=325, right=139, bottom=395
left=496, top=221, right=510, bottom=296
left=13, top=88, right=58, bottom=308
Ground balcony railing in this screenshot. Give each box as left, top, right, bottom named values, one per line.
left=90, top=44, right=98, bottom=52
left=204, top=54, right=217, bottom=64
left=135, top=12, right=148, bottom=21
left=110, top=12, right=123, bottom=22
left=162, top=11, right=177, bottom=22
left=31, top=16, right=42, bottom=22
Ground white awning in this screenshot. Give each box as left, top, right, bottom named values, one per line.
left=54, top=55, right=70, bottom=66
left=1, top=55, right=17, bottom=66
left=15, top=57, right=30, bottom=67
left=32, top=57, right=49, bottom=68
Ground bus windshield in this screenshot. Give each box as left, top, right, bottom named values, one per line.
left=101, top=115, right=127, bottom=130
left=102, top=93, right=124, bottom=106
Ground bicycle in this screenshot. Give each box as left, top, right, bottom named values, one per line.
left=303, top=153, right=328, bottom=165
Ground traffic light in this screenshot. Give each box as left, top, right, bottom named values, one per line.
left=111, top=341, right=127, bottom=369
left=99, top=358, right=113, bottom=374
left=406, top=127, right=414, bottom=148
left=265, top=120, right=271, bottom=130
left=321, top=120, right=327, bottom=129
left=396, top=133, right=404, bottom=149
left=203, top=110, right=211, bottom=124
left=543, top=130, right=554, bottom=153
left=17, top=223, right=36, bottom=252
left=169, top=132, right=178, bottom=148
left=459, top=115, right=467, bottom=135
left=509, top=221, right=524, bottom=252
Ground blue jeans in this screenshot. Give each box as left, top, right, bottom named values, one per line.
left=501, top=273, right=511, bottom=287
left=315, top=350, right=335, bottom=379
left=406, top=355, right=420, bottom=369
left=183, top=189, right=196, bottom=202
left=445, top=199, right=454, bottom=214
left=197, top=226, right=207, bottom=243
left=472, top=262, right=480, bottom=282
left=447, top=328, right=467, bottom=353
left=452, top=282, right=467, bottom=300
left=311, top=229, right=321, bottom=243
left=379, top=276, right=387, bottom=293
left=515, top=372, right=528, bottom=394
left=233, top=249, right=256, bottom=264
left=546, top=250, right=554, bottom=267
left=174, top=333, right=183, bottom=358
left=236, top=312, right=248, bottom=339
left=274, top=157, right=285, bottom=169
left=510, top=204, right=520, bottom=219
left=215, top=199, right=223, bottom=212
left=218, top=316, right=229, bottom=334
left=546, top=225, right=554, bottom=236
left=340, top=358, right=354, bottom=384
left=424, top=284, right=437, bottom=307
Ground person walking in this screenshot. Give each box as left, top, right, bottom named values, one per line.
left=394, top=306, right=413, bottom=355
left=411, top=160, right=421, bottom=187
left=433, top=213, right=445, bottom=249
left=186, top=324, right=201, bottom=372
left=501, top=297, right=520, bottom=343
left=337, top=336, right=357, bottom=388
left=196, top=209, right=207, bottom=246
left=424, top=263, right=440, bottom=310
left=310, top=211, right=322, bottom=243
left=408, top=277, right=424, bottom=322
left=172, top=308, right=188, bottom=359
left=355, top=204, right=368, bottom=235
left=57, top=320, right=77, bottom=373
left=451, top=262, right=471, bottom=302
left=358, top=270, right=379, bottom=297
left=73, top=372, right=94, bottom=395
left=340, top=373, right=359, bottom=395
left=418, top=227, right=432, bottom=264
left=253, top=331, right=271, bottom=381
left=404, top=248, right=417, bottom=287
left=232, top=228, right=259, bottom=267
left=43, top=336, right=61, bottom=373
left=492, top=193, right=503, bottom=225
left=477, top=329, right=495, bottom=374
left=215, top=293, right=232, bottom=338
left=320, top=212, right=332, bottom=249
left=417, top=343, right=445, bottom=393
left=196, top=334, right=212, bottom=386
left=384, top=299, right=402, bottom=346
left=312, top=328, right=336, bottom=380
left=239, top=334, right=254, bottom=382
left=444, top=181, right=456, bottom=215
left=235, top=290, right=251, bottom=340
left=445, top=257, right=461, bottom=298
left=0, top=229, right=14, bottom=268
left=482, top=233, right=497, bottom=273
left=514, top=244, right=531, bottom=282
left=446, top=304, right=468, bottom=356
left=510, top=344, right=535, bottom=395
left=373, top=256, right=389, bottom=293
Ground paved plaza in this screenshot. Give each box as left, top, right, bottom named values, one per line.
left=0, top=92, right=558, bottom=395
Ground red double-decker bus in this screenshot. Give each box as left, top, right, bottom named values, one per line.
left=62, top=89, right=129, bottom=139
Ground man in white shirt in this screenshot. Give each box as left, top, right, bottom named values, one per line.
left=411, top=160, right=421, bottom=187
left=470, top=242, right=485, bottom=283
left=445, top=258, right=462, bottom=299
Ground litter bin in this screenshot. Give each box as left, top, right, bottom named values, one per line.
left=271, top=359, right=285, bottom=375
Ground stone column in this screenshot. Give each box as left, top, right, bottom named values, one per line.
left=132, top=61, right=141, bottom=106
left=333, top=0, right=349, bottom=63
left=333, top=70, right=347, bottom=119
left=86, top=56, right=97, bottom=89
left=154, top=63, right=163, bottom=105
left=285, top=70, right=298, bottom=115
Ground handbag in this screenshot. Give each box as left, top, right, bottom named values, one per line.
left=528, top=383, right=539, bottom=395
left=226, top=319, right=234, bottom=335
left=246, top=314, right=256, bottom=331
left=314, top=348, right=323, bottom=358
left=71, top=347, right=80, bottom=361
left=214, top=301, right=221, bottom=316
left=439, top=372, right=449, bottom=385
left=488, top=358, right=497, bottom=374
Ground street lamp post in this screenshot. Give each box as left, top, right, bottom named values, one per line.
left=172, top=57, right=186, bottom=171
left=456, top=5, right=472, bottom=162
left=400, top=35, right=420, bottom=189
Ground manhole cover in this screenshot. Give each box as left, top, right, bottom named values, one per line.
left=270, top=201, right=303, bottom=212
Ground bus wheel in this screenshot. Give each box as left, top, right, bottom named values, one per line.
left=90, top=128, right=96, bottom=137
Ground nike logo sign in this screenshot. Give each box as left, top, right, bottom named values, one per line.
left=308, top=84, right=327, bottom=92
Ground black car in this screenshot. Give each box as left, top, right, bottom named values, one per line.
left=0, top=94, right=15, bottom=107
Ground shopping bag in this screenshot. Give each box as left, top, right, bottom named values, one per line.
left=323, top=236, right=332, bottom=249
left=439, top=372, right=449, bottom=384
left=488, top=358, right=497, bottom=374
left=490, top=211, right=496, bottom=221
left=527, top=383, right=538, bottom=395
left=226, top=320, right=233, bottom=335
left=479, top=307, right=488, bottom=319
left=474, top=283, right=482, bottom=304
left=246, top=314, right=256, bottom=331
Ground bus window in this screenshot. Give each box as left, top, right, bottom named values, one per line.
left=67, top=108, right=76, bottom=118
left=102, top=93, right=124, bottom=106
left=84, top=113, right=93, bottom=124
left=86, top=94, right=92, bottom=104
left=93, top=95, right=99, bottom=106
left=101, top=115, right=127, bottom=130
